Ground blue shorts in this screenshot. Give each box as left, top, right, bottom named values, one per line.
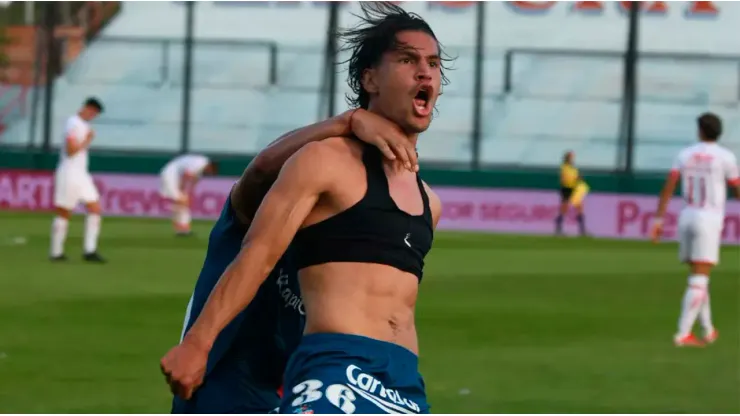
left=279, top=333, right=429, bottom=414
left=171, top=355, right=280, bottom=414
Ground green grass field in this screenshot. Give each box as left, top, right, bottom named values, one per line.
left=0, top=211, right=738, bottom=413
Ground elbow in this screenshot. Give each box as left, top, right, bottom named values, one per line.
left=249, top=153, right=275, bottom=179
left=245, top=152, right=283, bottom=188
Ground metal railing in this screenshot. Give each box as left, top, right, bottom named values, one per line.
left=503, top=47, right=740, bottom=104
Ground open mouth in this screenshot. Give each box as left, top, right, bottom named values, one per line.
left=413, top=87, right=432, bottom=116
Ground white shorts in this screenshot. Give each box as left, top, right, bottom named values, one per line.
left=678, top=209, right=724, bottom=265
left=159, top=171, right=183, bottom=202
left=54, top=171, right=99, bottom=210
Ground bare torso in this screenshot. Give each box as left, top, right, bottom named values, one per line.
left=298, top=137, right=429, bottom=355
left=228, top=136, right=435, bottom=355
left=300, top=264, right=419, bottom=353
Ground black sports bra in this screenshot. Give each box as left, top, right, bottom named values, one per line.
left=292, top=140, right=434, bottom=281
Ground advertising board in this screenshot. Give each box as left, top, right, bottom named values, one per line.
left=2, top=169, right=738, bottom=243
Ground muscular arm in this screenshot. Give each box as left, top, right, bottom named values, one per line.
left=232, top=112, right=352, bottom=223
left=185, top=142, right=337, bottom=350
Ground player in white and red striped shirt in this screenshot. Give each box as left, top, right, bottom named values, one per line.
left=652, top=113, right=740, bottom=347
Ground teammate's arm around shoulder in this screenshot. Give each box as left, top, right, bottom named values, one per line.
left=423, top=181, right=442, bottom=229
left=234, top=110, right=415, bottom=225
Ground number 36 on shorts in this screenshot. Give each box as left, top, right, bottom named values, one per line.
left=290, top=379, right=358, bottom=414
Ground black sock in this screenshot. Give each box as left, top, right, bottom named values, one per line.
left=555, top=215, right=563, bottom=233
left=577, top=214, right=586, bottom=235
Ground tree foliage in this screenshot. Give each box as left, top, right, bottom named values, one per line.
left=0, top=30, right=8, bottom=82
left=0, top=3, right=9, bottom=76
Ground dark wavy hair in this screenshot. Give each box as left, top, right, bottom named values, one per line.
left=697, top=112, right=722, bottom=141
left=338, top=2, right=452, bottom=110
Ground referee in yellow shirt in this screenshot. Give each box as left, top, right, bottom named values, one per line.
left=556, top=151, right=589, bottom=236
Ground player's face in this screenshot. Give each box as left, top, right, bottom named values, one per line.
left=81, top=106, right=100, bottom=122
left=363, top=30, right=442, bottom=135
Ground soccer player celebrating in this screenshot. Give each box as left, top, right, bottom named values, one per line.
left=161, top=3, right=444, bottom=413
left=652, top=113, right=740, bottom=347
left=168, top=109, right=416, bottom=412
left=50, top=97, right=106, bottom=263
left=556, top=150, right=589, bottom=236
left=159, top=154, right=219, bottom=236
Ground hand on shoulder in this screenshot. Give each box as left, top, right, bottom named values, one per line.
left=343, top=109, right=419, bottom=172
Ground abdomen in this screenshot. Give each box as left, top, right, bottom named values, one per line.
left=298, top=263, right=420, bottom=354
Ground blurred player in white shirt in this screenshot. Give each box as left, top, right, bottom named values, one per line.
left=159, top=154, right=218, bottom=236
left=652, top=113, right=740, bottom=347
left=50, top=97, right=106, bottom=263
